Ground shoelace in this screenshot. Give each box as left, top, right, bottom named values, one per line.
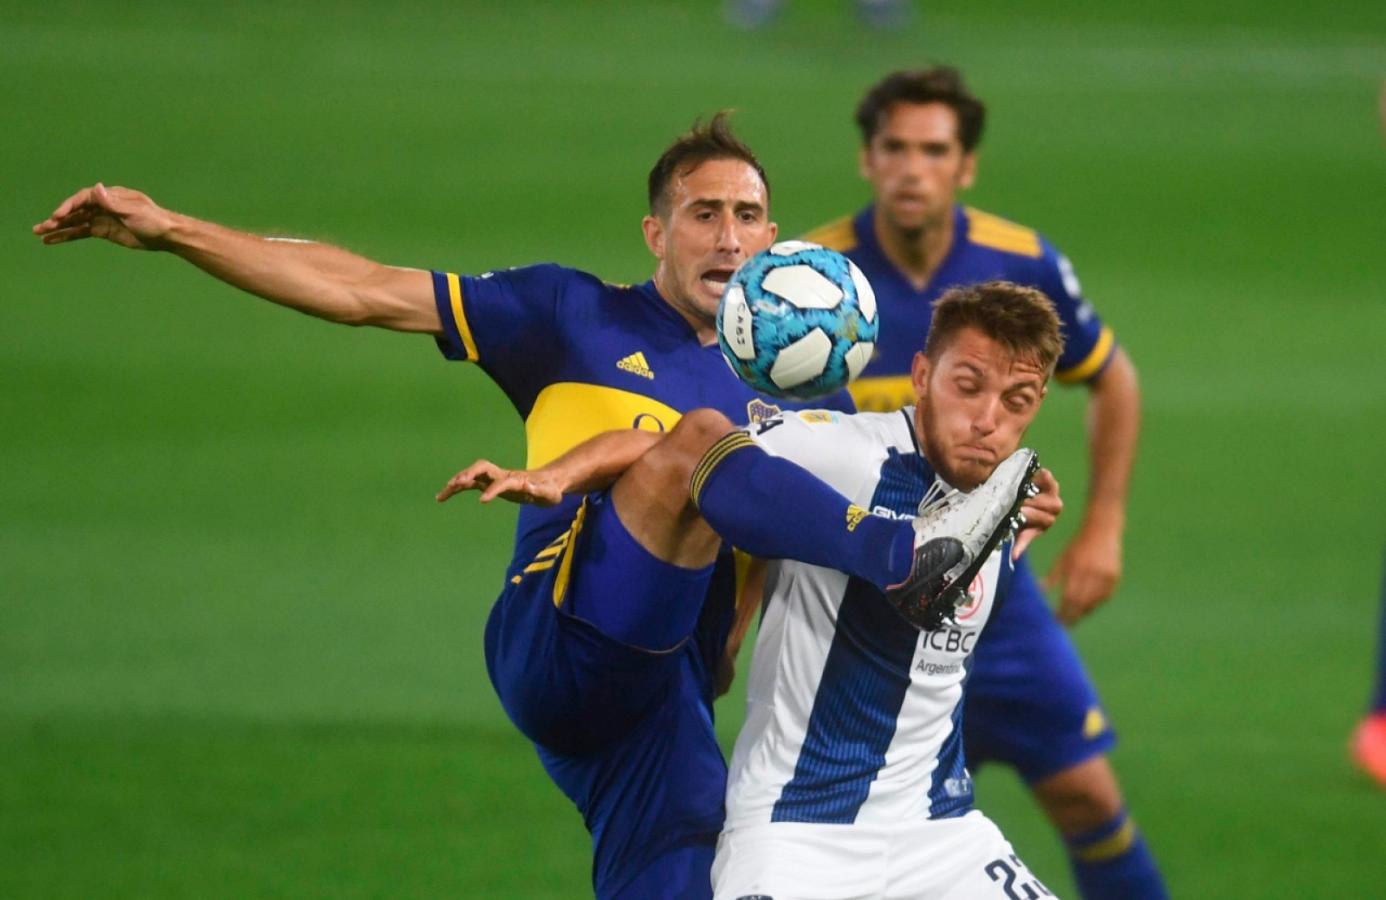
left=914, top=479, right=962, bottom=530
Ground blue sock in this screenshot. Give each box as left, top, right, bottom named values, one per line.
left=691, top=432, right=914, bottom=591
left=1373, top=546, right=1386, bottom=713
left=1064, top=810, right=1169, bottom=900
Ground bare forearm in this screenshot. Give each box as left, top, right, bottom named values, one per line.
left=539, top=429, right=667, bottom=496
left=33, top=184, right=439, bottom=333
left=164, top=214, right=437, bottom=331
left=1083, top=348, right=1140, bottom=532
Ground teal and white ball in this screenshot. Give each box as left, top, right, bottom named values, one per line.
left=717, top=241, right=878, bottom=400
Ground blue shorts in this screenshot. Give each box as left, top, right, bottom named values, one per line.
left=962, top=555, right=1117, bottom=784
left=484, top=491, right=724, bottom=900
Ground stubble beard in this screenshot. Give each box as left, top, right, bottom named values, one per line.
left=916, top=398, right=989, bottom=492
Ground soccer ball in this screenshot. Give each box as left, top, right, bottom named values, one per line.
left=717, top=241, right=878, bottom=400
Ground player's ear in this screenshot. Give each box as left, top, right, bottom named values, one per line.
left=910, top=351, right=930, bottom=397
left=767, top=220, right=779, bottom=243
left=958, top=152, right=978, bottom=190
left=642, top=215, right=666, bottom=260
left=857, top=146, right=872, bottom=181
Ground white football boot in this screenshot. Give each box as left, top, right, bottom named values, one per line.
left=886, top=448, right=1040, bottom=630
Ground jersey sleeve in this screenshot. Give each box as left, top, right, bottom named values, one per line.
left=431, top=263, right=570, bottom=367
left=430, top=263, right=576, bottom=408
left=1033, top=240, right=1116, bottom=385
left=743, top=410, right=873, bottom=499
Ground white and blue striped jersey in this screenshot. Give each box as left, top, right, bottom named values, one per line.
left=725, top=407, right=1015, bottom=831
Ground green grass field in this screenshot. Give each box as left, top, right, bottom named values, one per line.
left=5, top=1, right=1386, bottom=895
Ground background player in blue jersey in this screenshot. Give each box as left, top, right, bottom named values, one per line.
left=33, top=116, right=985, bottom=899
left=803, top=67, right=1166, bottom=899
left=1352, top=550, right=1386, bottom=788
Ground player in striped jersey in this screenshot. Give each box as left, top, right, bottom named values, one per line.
left=710, top=282, right=1061, bottom=899
left=441, top=282, right=1067, bottom=898
left=802, top=67, right=1166, bottom=899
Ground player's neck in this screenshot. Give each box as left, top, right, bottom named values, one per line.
left=652, top=272, right=719, bottom=346
left=873, top=207, right=954, bottom=291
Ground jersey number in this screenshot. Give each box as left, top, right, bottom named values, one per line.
left=984, top=855, right=1053, bottom=899
left=752, top=416, right=786, bottom=436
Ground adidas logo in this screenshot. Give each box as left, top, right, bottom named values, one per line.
left=617, top=351, right=654, bottom=379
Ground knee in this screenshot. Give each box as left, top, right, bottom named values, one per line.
left=634, top=408, right=737, bottom=489
left=671, top=408, right=737, bottom=452
left=1034, top=756, right=1126, bottom=834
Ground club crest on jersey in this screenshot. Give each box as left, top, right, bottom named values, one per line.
left=746, top=399, right=782, bottom=423
left=955, top=572, right=986, bottom=621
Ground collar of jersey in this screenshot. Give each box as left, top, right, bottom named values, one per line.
left=635, top=278, right=723, bottom=349
left=854, top=203, right=969, bottom=297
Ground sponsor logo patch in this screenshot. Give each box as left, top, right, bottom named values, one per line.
left=616, top=351, right=654, bottom=379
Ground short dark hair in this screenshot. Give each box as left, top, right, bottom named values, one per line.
left=854, top=66, right=986, bottom=152
left=647, top=111, right=770, bottom=217
left=925, top=281, right=1064, bottom=376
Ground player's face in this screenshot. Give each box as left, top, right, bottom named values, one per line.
left=643, top=158, right=777, bottom=337
left=859, top=102, right=976, bottom=234
left=912, top=328, right=1047, bottom=491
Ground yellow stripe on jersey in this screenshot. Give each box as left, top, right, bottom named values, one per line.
left=1082, top=706, right=1110, bottom=740
left=1055, top=325, right=1114, bottom=384
left=445, top=272, right=480, bottom=362
left=524, top=382, right=683, bottom=469
left=552, top=498, right=589, bottom=608
left=1074, top=819, right=1138, bottom=863
left=801, top=215, right=857, bottom=252
left=849, top=375, right=916, bottom=413
left=964, top=207, right=1042, bottom=258
left=510, top=531, right=573, bottom=584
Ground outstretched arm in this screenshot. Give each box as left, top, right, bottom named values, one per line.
left=33, top=183, right=439, bottom=332
left=436, top=429, right=667, bottom=506
left=1048, top=347, right=1141, bottom=625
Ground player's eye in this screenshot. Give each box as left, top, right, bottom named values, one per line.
left=1005, top=394, right=1034, bottom=413
left=954, top=379, right=978, bottom=394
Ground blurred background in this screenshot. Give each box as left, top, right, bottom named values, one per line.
left=3, top=0, right=1385, bottom=895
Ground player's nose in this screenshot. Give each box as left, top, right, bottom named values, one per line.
left=715, top=211, right=743, bottom=253
left=972, top=398, right=1000, bottom=434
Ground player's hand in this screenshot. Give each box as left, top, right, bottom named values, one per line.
left=1012, top=467, right=1061, bottom=560
left=1046, top=523, right=1122, bottom=626
left=32, top=183, right=174, bottom=250
left=436, top=460, right=564, bottom=507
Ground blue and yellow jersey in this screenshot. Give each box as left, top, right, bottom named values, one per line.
left=804, top=205, right=1116, bottom=412
left=432, top=262, right=852, bottom=671
left=432, top=264, right=849, bottom=555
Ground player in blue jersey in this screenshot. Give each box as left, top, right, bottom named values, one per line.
left=1352, top=550, right=1386, bottom=788
left=34, top=116, right=1012, bottom=899
left=802, top=67, right=1167, bottom=899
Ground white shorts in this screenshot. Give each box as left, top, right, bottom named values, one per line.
left=712, top=811, right=1055, bottom=900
